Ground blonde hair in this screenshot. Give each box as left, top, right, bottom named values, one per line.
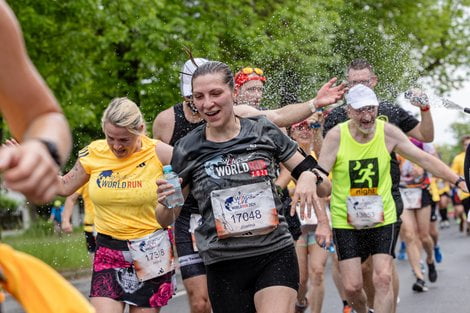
left=101, top=97, right=146, bottom=135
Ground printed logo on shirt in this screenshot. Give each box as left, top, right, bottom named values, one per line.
left=348, top=158, right=379, bottom=196
left=96, top=170, right=143, bottom=189
left=204, top=154, right=269, bottom=179
left=136, top=162, right=146, bottom=168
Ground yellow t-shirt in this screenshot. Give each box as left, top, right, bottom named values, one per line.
left=0, top=244, right=94, bottom=313
left=79, top=136, right=163, bottom=240
left=451, top=152, right=469, bottom=200
left=75, top=183, right=95, bottom=232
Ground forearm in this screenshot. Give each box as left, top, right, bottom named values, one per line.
left=420, top=155, right=459, bottom=184
left=62, top=195, right=78, bottom=223
left=418, top=111, right=434, bottom=142
left=267, top=100, right=316, bottom=128
left=156, top=204, right=182, bottom=228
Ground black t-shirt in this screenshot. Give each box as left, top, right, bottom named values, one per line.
left=172, top=116, right=297, bottom=264
left=323, top=100, right=420, bottom=217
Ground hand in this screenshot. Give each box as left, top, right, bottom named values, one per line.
left=313, top=78, right=348, bottom=109
left=2, top=138, right=19, bottom=148
left=290, top=171, right=320, bottom=219
left=61, top=220, right=73, bottom=233
left=156, top=178, right=178, bottom=207
left=458, top=180, right=469, bottom=193
left=0, top=140, right=60, bottom=204
left=407, top=88, right=429, bottom=108
left=315, top=220, right=333, bottom=249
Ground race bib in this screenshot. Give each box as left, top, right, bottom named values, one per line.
left=400, top=188, right=422, bottom=209
left=128, top=229, right=174, bottom=281
left=210, top=181, right=279, bottom=238
left=189, top=213, right=203, bottom=252
left=347, top=195, right=384, bottom=229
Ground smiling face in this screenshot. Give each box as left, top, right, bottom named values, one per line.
left=103, top=122, right=142, bottom=158
left=290, top=122, right=314, bottom=148
left=192, top=72, right=235, bottom=129
left=347, top=105, right=378, bottom=135
left=235, top=78, right=264, bottom=108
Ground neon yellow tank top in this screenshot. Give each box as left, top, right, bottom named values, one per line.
left=330, top=119, right=397, bottom=229
left=79, top=136, right=163, bottom=240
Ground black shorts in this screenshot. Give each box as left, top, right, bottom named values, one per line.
left=333, top=223, right=398, bottom=262
left=174, top=208, right=206, bottom=280
left=206, top=245, right=299, bottom=313
left=462, top=197, right=470, bottom=216
left=84, top=230, right=96, bottom=253
left=430, top=202, right=438, bottom=222
left=421, top=188, right=432, bottom=208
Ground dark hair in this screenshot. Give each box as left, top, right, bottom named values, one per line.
left=460, top=134, right=470, bottom=145
left=347, top=59, right=375, bottom=74
left=192, top=61, right=234, bottom=90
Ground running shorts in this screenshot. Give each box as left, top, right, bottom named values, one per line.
left=90, top=233, right=174, bottom=308
left=333, top=223, right=398, bottom=262
left=206, top=245, right=299, bottom=313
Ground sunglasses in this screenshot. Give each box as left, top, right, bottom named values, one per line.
left=241, top=67, right=264, bottom=76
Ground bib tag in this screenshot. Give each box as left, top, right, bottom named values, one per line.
left=210, top=181, right=279, bottom=238
left=296, top=204, right=318, bottom=226
left=400, top=188, right=422, bottom=210
left=346, top=195, right=384, bottom=229
left=128, top=229, right=174, bottom=281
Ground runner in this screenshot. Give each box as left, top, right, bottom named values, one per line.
left=287, top=117, right=331, bottom=313
left=318, top=84, right=466, bottom=313
left=398, top=138, right=438, bottom=292
left=450, top=135, right=470, bottom=234
left=0, top=2, right=92, bottom=312
left=156, top=61, right=333, bottom=313
left=153, top=59, right=345, bottom=313
left=234, top=67, right=266, bottom=108
left=323, top=58, right=434, bottom=312
left=62, top=182, right=97, bottom=260
left=58, top=98, right=175, bottom=312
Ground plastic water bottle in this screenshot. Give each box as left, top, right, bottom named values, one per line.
left=163, top=165, right=184, bottom=208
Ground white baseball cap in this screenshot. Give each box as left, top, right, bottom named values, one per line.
left=345, top=84, right=379, bottom=109
left=180, top=58, right=209, bottom=97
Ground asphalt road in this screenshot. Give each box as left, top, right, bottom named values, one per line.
left=4, top=221, right=470, bottom=312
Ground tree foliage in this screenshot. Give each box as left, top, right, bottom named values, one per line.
left=5, top=0, right=470, bottom=168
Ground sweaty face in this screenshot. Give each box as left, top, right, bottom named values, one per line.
left=348, top=105, right=378, bottom=135
left=236, top=79, right=264, bottom=108
left=347, top=68, right=376, bottom=89
left=192, top=73, right=235, bottom=128
left=104, top=123, right=141, bottom=158
left=290, top=123, right=314, bottom=147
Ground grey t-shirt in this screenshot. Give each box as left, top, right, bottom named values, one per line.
left=172, top=116, right=298, bottom=265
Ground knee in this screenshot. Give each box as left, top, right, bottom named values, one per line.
left=344, top=281, right=363, bottom=298
left=310, top=266, right=325, bottom=286
left=373, top=271, right=392, bottom=291
left=189, top=296, right=211, bottom=313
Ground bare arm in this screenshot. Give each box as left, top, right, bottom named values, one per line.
left=62, top=192, right=80, bottom=233
left=0, top=3, right=71, bottom=203
left=406, top=90, right=434, bottom=142
left=152, top=108, right=175, bottom=143
left=387, top=124, right=466, bottom=191
left=58, top=160, right=90, bottom=196
left=155, top=141, right=174, bottom=166
left=234, top=78, right=346, bottom=127
left=318, top=126, right=341, bottom=174
left=283, top=151, right=332, bottom=247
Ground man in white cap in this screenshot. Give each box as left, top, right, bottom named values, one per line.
left=317, top=84, right=467, bottom=313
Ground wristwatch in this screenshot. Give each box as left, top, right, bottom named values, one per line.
left=310, top=168, right=323, bottom=185
left=38, top=139, right=61, bottom=167
left=454, top=176, right=465, bottom=187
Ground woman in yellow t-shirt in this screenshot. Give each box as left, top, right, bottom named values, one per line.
left=58, top=98, right=175, bottom=313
